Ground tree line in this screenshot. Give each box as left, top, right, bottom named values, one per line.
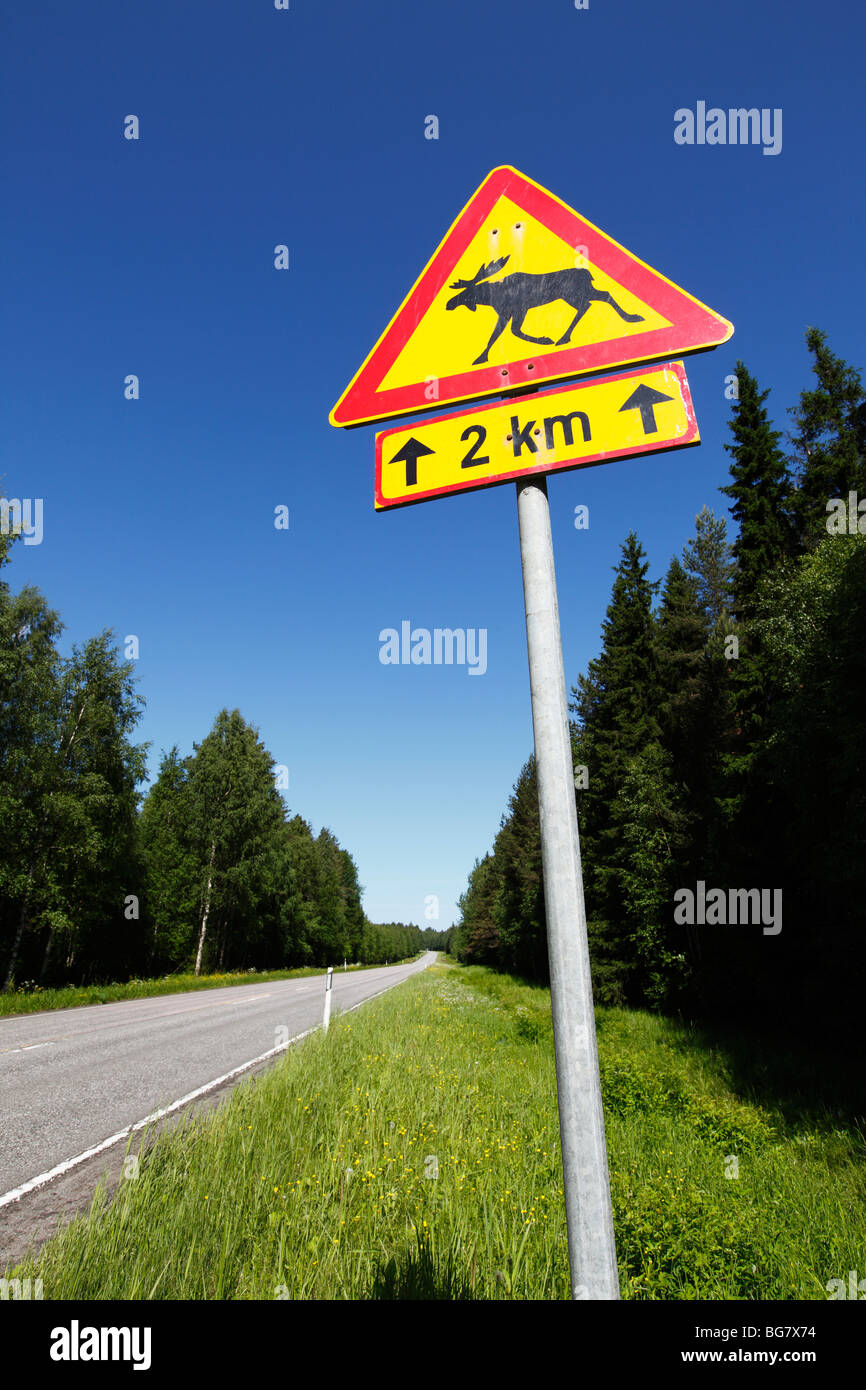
left=450, top=328, right=866, bottom=1046
left=0, top=557, right=446, bottom=988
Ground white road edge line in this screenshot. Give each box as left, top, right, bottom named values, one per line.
left=0, top=956, right=431, bottom=1210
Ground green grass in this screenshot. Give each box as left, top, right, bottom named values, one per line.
left=9, top=961, right=865, bottom=1300
left=0, top=956, right=423, bottom=1019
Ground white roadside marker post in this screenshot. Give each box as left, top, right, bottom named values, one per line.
left=322, top=966, right=333, bottom=1033
left=516, top=473, right=620, bottom=1301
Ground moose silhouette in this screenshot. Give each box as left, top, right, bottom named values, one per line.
left=446, top=256, right=645, bottom=365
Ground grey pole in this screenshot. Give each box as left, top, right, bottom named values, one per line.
left=515, top=474, right=620, bottom=1301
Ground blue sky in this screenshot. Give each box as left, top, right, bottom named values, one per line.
left=3, top=0, right=864, bottom=927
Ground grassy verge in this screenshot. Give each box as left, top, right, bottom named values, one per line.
left=0, top=955, right=423, bottom=1020
left=9, top=961, right=864, bottom=1299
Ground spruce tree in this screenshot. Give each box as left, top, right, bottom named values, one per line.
left=572, top=531, right=662, bottom=783
left=570, top=532, right=662, bottom=955
left=720, top=362, right=795, bottom=622
left=453, top=854, right=501, bottom=965
left=677, top=510, right=739, bottom=887
left=655, top=556, right=709, bottom=774
left=731, top=534, right=866, bottom=1042
left=314, top=827, right=358, bottom=961
left=718, top=371, right=797, bottom=878
left=789, top=327, right=866, bottom=543
left=681, top=506, right=735, bottom=628
left=281, top=814, right=323, bottom=963
left=339, top=849, right=365, bottom=964
left=610, top=742, right=692, bottom=1009
left=653, top=556, right=719, bottom=894
left=493, top=758, right=546, bottom=980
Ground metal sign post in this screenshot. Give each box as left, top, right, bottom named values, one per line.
left=516, top=473, right=619, bottom=1301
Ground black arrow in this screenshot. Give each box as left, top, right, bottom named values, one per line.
left=618, top=383, right=674, bottom=434
left=388, top=437, right=435, bottom=487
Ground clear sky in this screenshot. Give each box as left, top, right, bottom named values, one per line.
left=3, top=0, right=864, bottom=927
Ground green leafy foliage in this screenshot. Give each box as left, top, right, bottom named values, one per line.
left=0, top=543, right=447, bottom=989
left=789, top=327, right=866, bottom=544
left=453, top=332, right=865, bottom=1052
left=12, top=964, right=864, bottom=1301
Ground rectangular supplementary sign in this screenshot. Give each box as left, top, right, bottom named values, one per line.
left=374, top=361, right=699, bottom=509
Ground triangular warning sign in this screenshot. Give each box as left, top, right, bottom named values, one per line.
left=330, top=166, right=733, bottom=429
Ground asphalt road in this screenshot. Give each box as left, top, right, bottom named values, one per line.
left=0, top=953, right=436, bottom=1211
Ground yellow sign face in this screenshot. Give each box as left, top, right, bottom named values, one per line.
left=378, top=194, right=670, bottom=392
left=331, top=166, right=733, bottom=428
left=375, top=362, right=698, bottom=509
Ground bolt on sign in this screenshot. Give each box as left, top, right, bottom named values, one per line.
left=330, top=164, right=733, bottom=430
left=375, top=361, right=698, bottom=509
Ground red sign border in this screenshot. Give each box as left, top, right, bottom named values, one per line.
left=374, top=361, right=699, bottom=510
left=333, top=166, right=732, bottom=429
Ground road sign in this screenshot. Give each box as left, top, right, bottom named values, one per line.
left=375, top=362, right=698, bottom=509
left=330, top=165, right=732, bottom=428
left=329, top=162, right=733, bottom=1300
